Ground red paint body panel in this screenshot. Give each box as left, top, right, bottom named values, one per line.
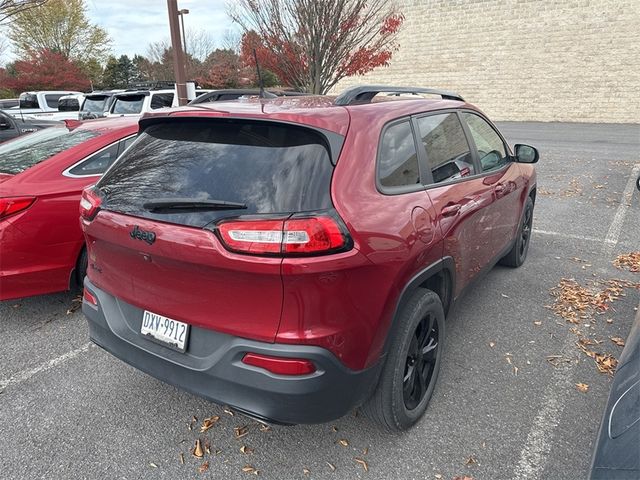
left=85, top=211, right=283, bottom=343
left=0, top=117, right=138, bottom=300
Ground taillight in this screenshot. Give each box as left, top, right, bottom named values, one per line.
left=79, top=187, right=102, bottom=221
left=242, top=353, right=316, bottom=376
left=217, top=214, right=349, bottom=256
left=0, top=196, right=35, bottom=220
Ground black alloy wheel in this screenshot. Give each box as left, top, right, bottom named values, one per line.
left=403, top=312, right=439, bottom=410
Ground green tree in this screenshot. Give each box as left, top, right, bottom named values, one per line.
left=101, top=54, right=139, bottom=88
left=9, top=0, right=111, bottom=62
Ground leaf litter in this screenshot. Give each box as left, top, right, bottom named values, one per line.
left=613, top=252, right=640, bottom=272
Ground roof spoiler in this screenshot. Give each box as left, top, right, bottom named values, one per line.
left=334, top=85, right=464, bottom=105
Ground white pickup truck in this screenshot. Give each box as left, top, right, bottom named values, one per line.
left=105, top=84, right=210, bottom=117
left=2, top=91, right=83, bottom=119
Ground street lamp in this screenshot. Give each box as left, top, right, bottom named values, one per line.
left=178, top=8, right=189, bottom=56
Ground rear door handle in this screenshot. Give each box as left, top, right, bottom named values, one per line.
left=441, top=204, right=461, bottom=217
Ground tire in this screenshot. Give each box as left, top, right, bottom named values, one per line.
left=500, top=196, right=534, bottom=268
left=363, top=288, right=444, bottom=431
left=75, top=247, right=88, bottom=288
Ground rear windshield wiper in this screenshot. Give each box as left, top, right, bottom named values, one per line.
left=143, top=198, right=247, bottom=213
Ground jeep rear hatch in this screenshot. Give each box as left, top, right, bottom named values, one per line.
left=83, top=118, right=340, bottom=342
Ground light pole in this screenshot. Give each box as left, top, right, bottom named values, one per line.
left=178, top=8, right=189, bottom=57
left=166, top=0, right=188, bottom=106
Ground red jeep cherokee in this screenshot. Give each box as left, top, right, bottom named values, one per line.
left=81, top=86, right=538, bottom=431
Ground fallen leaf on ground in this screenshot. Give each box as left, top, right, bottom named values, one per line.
left=465, top=456, right=478, bottom=466
left=303, top=468, right=310, bottom=475
left=435, top=475, right=442, bottom=479
left=326, top=462, right=336, bottom=471
left=242, top=465, right=259, bottom=475
left=331, top=426, right=338, bottom=432
left=488, top=341, right=495, bottom=348
left=258, top=423, right=271, bottom=432
left=610, top=337, right=625, bottom=347
left=235, top=425, right=249, bottom=438
left=338, top=439, right=349, bottom=447
left=240, top=445, right=254, bottom=454
left=576, top=383, right=589, bottom=393
left=179, top=453, right=184, bottom=464
left=199, top=461, right=209, bottom=473
left=533, top=321, right=542, bottom=326
left=613, top=252, right=640, bottom=272
left=453, top=476, right=474, bottom=480
left=204, top=440, right=211, bottom=455
left=200, top=415, right=220, bottom=432
left=362, top=446, right=369, bottom=455
left=149, top=462, right=158, bottom=468
left=192, top=439, right=204, bottom=458
left=223, top=407, right=235, bottom=416
left=355, top=458, right=368, bottom=472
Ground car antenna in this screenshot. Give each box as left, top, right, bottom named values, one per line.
left=252, top=49, right=266, bottom=98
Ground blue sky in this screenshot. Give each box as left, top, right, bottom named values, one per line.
left=85, top=0, right=235, bottom=58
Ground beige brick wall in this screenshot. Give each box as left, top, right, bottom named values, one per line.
left=333, top=0, right=640, bottom=123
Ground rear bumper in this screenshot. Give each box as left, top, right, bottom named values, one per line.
left=83, top=279, right=382, bottom=424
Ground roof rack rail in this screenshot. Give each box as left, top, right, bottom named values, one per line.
left=334, top=85, right=464, bottom=105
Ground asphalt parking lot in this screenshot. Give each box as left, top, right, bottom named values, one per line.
left=1, top=122, right=638, bottom=480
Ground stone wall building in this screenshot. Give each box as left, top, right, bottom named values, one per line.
left=333, top=0, right=639, bottom=123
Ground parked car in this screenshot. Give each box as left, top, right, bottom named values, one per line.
left=0, top=117, right=139, bottom=301
left=78, top=91, right=124, bottom=120
left=105, top=87, right=209, bottom=117
left=80, top=85, right=539, bottom=430
left=25, top=93, right=85, bottom=121
left=590, top=306, right=640, bottom=479
left=0, top=110, right=61, bottom=143
left=188, top=88, right=309, bottom=105
left=3, top=91, right=83, bottom=118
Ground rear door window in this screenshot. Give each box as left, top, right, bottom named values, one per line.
left=417, top=113, right=475, bottom=184
left=98, top=120, right=335, bottom=227
left=150, top=93, right=174, bottom=109
left=0, top=127, right=99, bottom=174
left=67, top=139, right=128, bottom=177
left=44, top=94, right=65, bottom=108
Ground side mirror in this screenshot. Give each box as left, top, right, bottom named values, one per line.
left=0, top=121, right=10, bottom=130
left=514, top=144, right=539, bottom=163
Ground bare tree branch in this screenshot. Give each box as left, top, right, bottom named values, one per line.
left=0, top=0, right=47, bottom=24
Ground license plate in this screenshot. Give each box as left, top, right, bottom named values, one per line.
left=141, top=310, right=189, bottom=352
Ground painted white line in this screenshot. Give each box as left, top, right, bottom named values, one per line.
left=513, top=333, right=577, bottom=480
left=532, top=229, right=604, bottom=244
left=602, top=163, right=640, bottom=256
left=0, top=342, right=92, bottom=391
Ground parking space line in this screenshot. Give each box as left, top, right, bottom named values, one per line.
left=532, top=229, right=604, bottom=243
left=0, top=342, right=92, bottom=392
left=602, top=163, right=640, bottom=256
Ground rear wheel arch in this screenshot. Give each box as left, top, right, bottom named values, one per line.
left=383, top=257, right=455, bottom=353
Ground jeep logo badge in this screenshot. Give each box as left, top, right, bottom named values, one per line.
left=130, top=225, right=156, bottom=245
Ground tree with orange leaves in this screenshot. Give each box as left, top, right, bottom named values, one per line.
left=231, top=0, right=404, bottom=94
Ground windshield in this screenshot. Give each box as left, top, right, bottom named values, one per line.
left=112, top=95, right=145, bottom=114
left=0, top=127, right=100, bottom=174
left=82, top=96, right=109, bottom=113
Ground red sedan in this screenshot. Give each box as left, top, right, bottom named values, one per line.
left=0, top=117, right=138, bottom=300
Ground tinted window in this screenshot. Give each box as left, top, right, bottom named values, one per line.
left=19, top=94, right=39, bottom=109
left=150, top=93, right=174, bottom=109
left=0, top=127, right=99, bottom=174
left=118, top=135, right=136, bottom=155
left=0, top=111, right=15, bottom=129
left=44, top=94, right=65, bottom=108
left=462, top=112, right=508, bottom=172
left=58, top=97, right=79, bottom=111
left=378, top=121, right=420, bottom=188
left=417, top=113, right=474, bottom=184
left=98, top=120, right=335, bottom=228
left=68, top=141, right=121, bottom=176
left=112, top=95, right=145, bottom=114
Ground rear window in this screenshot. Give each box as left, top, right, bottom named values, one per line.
left=112, top=95, right=145, bottom=114
left=82, top=96, right=108, bottom=113
left=98, top=119, right=335, bottom=228
left=58, top=97, right=79, bottom=111
left=0, top=127, right=99, bottom=174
